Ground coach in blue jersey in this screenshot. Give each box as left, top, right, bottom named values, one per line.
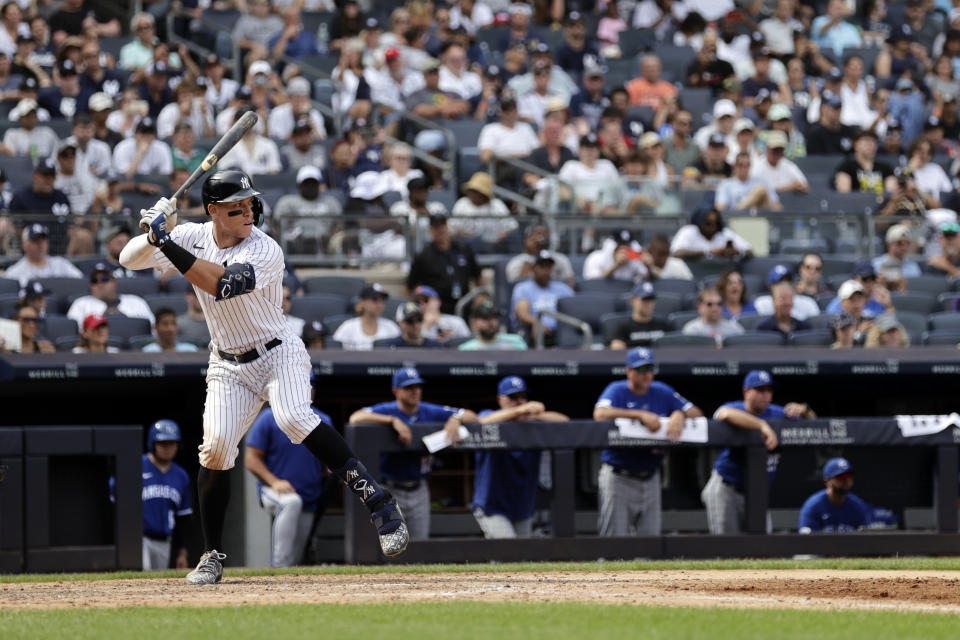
left=140, top=420, right=192, bottom=570
left=594, top=348, right=703, bottom=536
left=348, top=368, right=479, bottom=540
left=245, top=372, right=330, bottom=566
left=472, top=376, right=569, bottom=538
left=799, top=457, right=872, bottom=533
left=701, top=370, right=816, bottom=534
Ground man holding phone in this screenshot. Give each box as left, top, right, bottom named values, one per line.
left=582, top=229, right=648, bottom=283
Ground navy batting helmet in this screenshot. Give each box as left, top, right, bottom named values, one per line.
left=201, top=169, right=264, bottom=226
left=147, top=419, right=181, bottom=450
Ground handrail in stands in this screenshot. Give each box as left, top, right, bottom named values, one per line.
left=453, top=285, right=492, bottom=319
left=535, top=309, right=593, bottom=350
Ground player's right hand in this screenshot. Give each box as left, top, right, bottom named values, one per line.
left=759, top=422, right=778, bottom=450
left=391, top=416, right=412, bottom=445
left=139, top=197, right=178, bottom=235
left=271, top=479, right=296, bottom=494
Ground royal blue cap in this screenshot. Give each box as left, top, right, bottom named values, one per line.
left=497, top=376, right=527, bottom=396
left=626, top=347, right=654, bottom=369
left=767, top=264, right=792, bottom=286
left=743, top=369, right=774, bottom=389
left=823, top=456, right=852, bottom=480
left=413, top=285, right=439, bottom=299
left=392, top=367, right=424, bottom=388
left=632, top=281, right=656, bottom=299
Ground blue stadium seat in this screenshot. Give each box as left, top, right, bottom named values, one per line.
left=558, top=294, right=619, bottom=334
left=789, top=329, right=834, bottom=346
left=290, top=294, right=350, bottom=323
left=37, top=277, right=88, bottom=298
left=677, top=87, right=713, bottom=126
left=895, top=311, right=928, bottom=344
left=722, top=332, right=786, bottom=347
left=606, top=58, right=640, bottom=90
left=667, top=310, right=699, bottom=330
left=922, top=330, right=960, bottom=345
left=143, top=294, right=188, bottom=315
left=653, top=331, right=715, bottom=347
left=891, top=291, right=938, bottom=315
left=116, top=278, right=160, bottom=297
left=440, top=119, right=485, bottom=147
left=937, top=292, right=960, bottom=312
left=927, top=311, right=960, bottom=332
left=98, top=35, right=131, bottom=59
left=807, top=313, right=836, bottom=330
left=736, top=315, right=764, bottom=330
left=103, top=315, right=152, bottom=340
left=0, top=277, right=18, bottom=294
left=456, top=147, right=484, bottom=184
left=599, top=311, right=631, bottom=344
left=699, top=273, right=763, bottom=298
left=618, top=29, right=657, bottom=57
left=654, top=44, right=696, bottom=83
left=320, top=313, right=354, bottom=335
left=575, top=278, right=633, bottom=295
left=40, top=315, right=79, bottom=340
left=0, top=293, right=18, bottom=318
left=905, top=275, right=951, bottom=295
left=651, top=278, right=697, bottom=297
left=303, top=275, right=367, bottom=298
left=162, top=276, right=192, bottom=293
left=842, top=46, right=881, bottom=75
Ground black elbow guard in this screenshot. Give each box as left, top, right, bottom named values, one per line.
left=216, top=262, right=256, bottom=300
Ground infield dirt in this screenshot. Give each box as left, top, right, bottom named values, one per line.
left=3, top=570, right=960, bottom=613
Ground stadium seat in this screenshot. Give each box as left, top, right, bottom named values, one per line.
left=777, top=191, right=820, bottom=214
left=653, top=332, right=715, bottom=347
left=37, top=277, right=88, bottom=298
left=0, top=277, right=18, bottom=294
left=143, top=294, right=188, bottom=315
left=0, top=155, right=37, bottom=188
left=650, top=278, right=697, bottom=297
left=677, top=87, right=713, bottom=126
left=937, top=292, right=959, bottom=312
left=736, top=315, right=764, bottom=330
left=575, top=278, right=633, bottom=295
left=558, top=294, right=619, bottom=334
left=789, top=329, right=834, bottom=346
left=440, top=119, right=485, bottom=148
left=779, top=238, right=831, bottom=255
left=475, top=26, right=510, bottom=52
left=599, top=311, right=631, bottom=344
left=698, top=274, right=763, bottom=298
left=320, top=313, right=353, bottom=335
left=55, top=335, right=125, bottom=352
left=654, top=44, right=696, bottom=83
left=895, top=311, right=928, bottom=344
left=927, top=311, right=960, bottom=332
left=303, top=275, right=367, bottom=298
left=890, top=291, right=938, bottom=315
left=905, top=275, right=951, bottom=295
left=430, top=189, right=458, bottom=211
left=667, top=310, right=699, bottom=330
left=116, top=278, right=161, bottom=297
left=383, top=297, right=405, bottom=321
left=103, top=316, right=153, bottom=340
left=722, top=332, right=786, bottom=347
left=98, top=35, right=131, bottom=59
left=128, top=334, right=158, bottom=351
left=922, top=330, right=960, bottom=345
left=821, top=257, right=856, bottom=278
left=40, top=315, right=80, bottom=340
left=740, top=255, right=795, bottom=281
left=842, top=46, right=880, bottom=75
left=162, top=276, right=192, bottom=293
left=806, top=313, right=836, bottom=329
left=0, top=293, right=18, bottom=318
left=290, top=294, right=350, bottom=323
left=443, top=336, right=473, bottom=349
left=617, top=29, right=656, bottom=57
left=456, top=147, right=484, bottom=184
left=323, top=338, right=343, bottom=349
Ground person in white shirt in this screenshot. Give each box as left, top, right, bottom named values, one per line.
left=506, top=223, right=576, bottom=287
left=759, top=0, right=801, bottom=56
left=643, top=234, right=694, bottom=280
left=112, top=118, right=173, bottom=178
left=682, top=288, right=744, bottom=346
left=157, top=81, right=216, bottom=140
left=907, top=138, right=952, bottom=203
left=753, top=264, right=821, bottom=320
left=332, top=283, right=401, bottom=350
left=219, top=107, right=283, bottom=175
left=66, top=262, right=155, bottom=330
left=839, top=54, right=878, bottom=130
left=267, top=76, right=326, bottom=143
left=633, top=0, right=689, bottom=38
left=671, top=205, right=753, bottom=260
left=477, top=97, right=539, bottom=166
left=450, top=171, right=516, bottom=246
left=438, top=42, right=481, bottom=100
left=54, top=140, right=101, bottom=215
left=517, top=61, right=564, bottom=130
left=558, top=134, right=622, bottom=213
left=583, top=229, right=648, bottom=283
left=726, top=118, right=763, bottom=165
left=411, top=284, right=471, bottom=342
left=379, top=143, right=423, bottom=202
left=1, top=98, right=60, bottom=158
left=367, top=46, right=424, bottom=116
left=449, top=0, right=494, bottom=35
left=3, top=223, right=83, bottom=286
left=64, top=112, right=113, bottom=177
left=201, top=54, right=239, bottom=113
left=693, top=99, right=738, bottom=151
left=750, top=130, right=809, bottom=193
left=715, top=152, right=781, bottom=211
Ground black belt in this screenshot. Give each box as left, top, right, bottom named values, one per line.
left=218, top=338, right=282, bottom=364
left=383, top=478, right=422, bottom=491
left=143, top=532, right=170, bottom=542
left=611, top=466, right=657, bottom=481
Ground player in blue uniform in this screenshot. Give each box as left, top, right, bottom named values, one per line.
left=348, top=368, right=479, bottom=540
left=244, top=371, right=331, bottom=566
left=799, top=457, right=873, bottom=533
left=701, top=370, right=816, bottom=534
left=140, top=420, right=192, bottom=570
left=594, top=347, right=703, bottom=536
left=472, top=376, right=569, bottom=538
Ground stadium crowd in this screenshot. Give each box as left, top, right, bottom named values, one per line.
left=2, top=0, right=960, bottom=352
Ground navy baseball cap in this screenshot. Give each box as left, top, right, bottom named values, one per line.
left=497, top=376, right=527, bottom=396
left=414, top=285, right=439, bottom=299
left=20, top=279, right=49, bottom=299
left=360, top=283, right=387, bottom=299
left=832, top=312, right=856, bottom=330
left=822, top=90, right=842, bottom=109
left=708, top=132, right=727, bottom=147
left=395, top=300, right=423, bottom=323
left=853, top=261, right=876, bottom=279
left=626, top=347, right=654, bottom=369
left=632, top=281, right=656, bottom=299
left=767, top=264, right=792, bottom=286
left=392, top=367, right=424, bottom=389
left=743, top=370, right=774, bottom=389
left=823, top=456, right=853, bottom=480
left=22, top=222, right=49, bottom=240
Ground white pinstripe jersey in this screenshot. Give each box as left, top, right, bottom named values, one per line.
left=148, top=221, right=287, bottom=353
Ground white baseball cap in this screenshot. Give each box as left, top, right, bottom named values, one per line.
left=249, top=60, right=271, bottom=76
left=88, top=92, right=113, bottom=112
left=350, top=171, right=389, bottom=200
left=885, top=223, right=911, bottom=244
left=286, top=76, right=310, bottom=96
left=296, top=165, right=322, bottom=184
left=837, top=279, right=865, bottom=301
left=15, top=98, right=37, bottom=117
left=713, top=99, right=737, bottom=119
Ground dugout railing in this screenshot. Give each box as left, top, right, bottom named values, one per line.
left=343, top=418, right=960, bottom=564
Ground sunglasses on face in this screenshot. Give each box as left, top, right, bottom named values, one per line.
left=507, top=393, right=527, bottom=401
left=91, top=274, right=112, bottom=283
left=632, top=365, right=654, bottom=373
left=19, top=316, right=38, bottom=323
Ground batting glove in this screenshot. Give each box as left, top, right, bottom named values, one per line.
left=145, top=211, right=171, bottom=247
left=139, top=197, right=178, bottom=236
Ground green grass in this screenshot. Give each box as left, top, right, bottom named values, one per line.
left=2, top=602, right=959, bottom=640
left=4, top=556, right=960, bottom=584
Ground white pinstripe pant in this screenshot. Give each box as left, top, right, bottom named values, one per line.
left=200, top=336, right=317, bottom=470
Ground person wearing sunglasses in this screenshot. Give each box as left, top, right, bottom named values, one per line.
left=682, top=287, right=745, bottom=346
left=65, top=261, right=155, bottom=330
left=927, top=222, right=960, bottom=278
left=798, top=457, right=873, bottom=533
left=9, top=300, right=54, bottom=353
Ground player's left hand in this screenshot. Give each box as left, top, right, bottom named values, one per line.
left=144, top=211, right=171, bottom=247
left=665, top=413, right=684, bottom=442
left=444, top=417, right=462, bottom=445
left=783, top=402, right=808, bottom=418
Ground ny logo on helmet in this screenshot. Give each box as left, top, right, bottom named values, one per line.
left=240, top=176, right=251, bottom=189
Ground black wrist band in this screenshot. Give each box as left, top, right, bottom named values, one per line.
left=160, top=241, right=198, bottom=274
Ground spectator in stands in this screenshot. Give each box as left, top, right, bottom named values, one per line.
left=794, top=252, right=831, bottom=296
left=367, top=47, right=418, bottom=123
left=64, top=112, right=111, bottom=177
left=905, top=139, right=952, bottom=204
left=507, top=224, right=575, bottom=288
left=937, top=94, right=960, bottom=142
left=478, top=97, right=539, bottom=186
left=39, top=60, right=91, bottom=120
left=88, top=92, right=122, bottom=148
left=329, top=0, right=365, bottom=50
left=17, top=279, right=50, bottom=318
left=54, top=141, right=99, bottom=255
left=274, top=165, right=343, bottom=252
left=331, top=39, right=372, bottom=125
left=726, top=119, right=759, bottom=165
left=837, top=263, right=893, bottom=320
left=141, top=308, right=199, bottom=353
left=717, top=269, right=757, bottom=320
left=410, top=284, right=470, bottom=343
left=405, top=58, right=470, bottom=159
left=671, top=205, right=752, bottom=260
left=518, top=61, right=564, bottom=129
left=200, top=54, right=238, bottom=115
left=838, top=54, right=878, bottom=131
left=754, top=264, right=820, bottom=320
left=755, top=282, right=812, bottom=338
left=9, top=158, right=72, bottom=226
left=167, top=123, right=205, bottom=174
left=269, top=76, right=325, bottom=144
left=66, top=262, right=154, bottom=330
left=449, top=0, right=494, bottom=35
left=742, top=48, right=788, bottom=108
left=750, top=130, right=809, bottom=193
left=568, top=59, right=609, bottom=135
left=703, top=369, right=815, bottom=534
left=863, top=312, right=910, bottom=348
left=879, top=116, right=904, bottom=158
left=834, top=130, right=896, bottom=195
left=280, top=284, right=305, bottom=339
left=48, top=0, right=116, bottom=45
left=927, top=222, right=960, bottom=277
left=687, top=31, right=735, bottom=92
left=219, top=108, right=283, bottom=175
left=408, top=214, right=481, bottom=313
left=765, top=103, right=806, bottom=159
left=555, top=11, right=598, bottom=80
left=626, top=54, right=677, bottom=111
left=9, top=300, right=53, bottom=353
left=377, top=301, right=443, bottom=349
left=156, top=82, right=214, bottom=141
left=583, top=228, right=648, bottom=283
left=830, top=311, right=856, bottom=348
left=690, top=133, right=733, bottom=187
left=693, top=99, right=738, bottom=151
left=657, top=112, right=696, bottom=176
left=508, top=43, right=577, bottom=103
left=760, top=0, right=801, bottom=56
left=811, top=0, right=862, bottom=57
left=119, top=15, right=183, bottom=72
left=595, top=347, right=703, bottom=536
left=558, top=133, right=621, bottom=213
left=389, top=176, right=447, bottom=251
left=641, top=234, right=694, bottom=280
left=511, top=250, right=574, bottom=346
left=1, top=98, right=58, bottom=158
left=177, top=288, right=210, bottom=347
left=78, top=40, right=123, bottom=98
left=522, top=113, right=576, bottom=196
left=112, top=118, right=172, bottom=179
left=875, top=24, right=926, bottom=85
left=269, top=6, right=320, bottom=63
left=715, top=151, right=781, bottom=212
left=281, top=119, right=327, bottom=172
left=73, top=313, right=120, bottom=353
left=609, top=281, right=671, bottom=349
left=872, top=224, right=922, bottom=291
left=379, top=143, right=423, bottom=202
left=232, top=0, right=284, bottom=62
left=875, top=170, right=931, bottom=222
left=331, top=283, right=401, bottom=350
left=683, top=288, right=745, bottom=345
left=829, top=280, right=872, bottom=338
left=458, top=300, right=526, bottom=350
left=98, top=226, right=146, bottom=279
left=598, top=108, right=633, bottom=168
left=887, top=78, right=926, bottom=145
left=437, top=42, right=480, bottom=100
left=798, top=457, right=873, bottom=533
left=449, top=171, right=516, bottom=249
left=807, top=91, right=855, bottom=155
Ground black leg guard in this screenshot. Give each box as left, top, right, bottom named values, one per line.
left=331, top=457, right=392, bottom=514
left=301, top=421, right=354, bottom=471
left=197, top=466, right=231, bottom=553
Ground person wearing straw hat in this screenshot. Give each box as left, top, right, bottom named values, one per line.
left=450, top=171, right=515, bottom=248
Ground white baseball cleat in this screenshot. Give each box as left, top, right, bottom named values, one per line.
left=186, top=550, right=227, bottom=584
left=372, top=499, right=409, bottom=557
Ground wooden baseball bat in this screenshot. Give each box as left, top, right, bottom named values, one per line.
left=172, top=110, right=259, bottom=201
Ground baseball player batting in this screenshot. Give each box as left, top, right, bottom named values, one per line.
left=119, top=169, right=408, bottom=584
